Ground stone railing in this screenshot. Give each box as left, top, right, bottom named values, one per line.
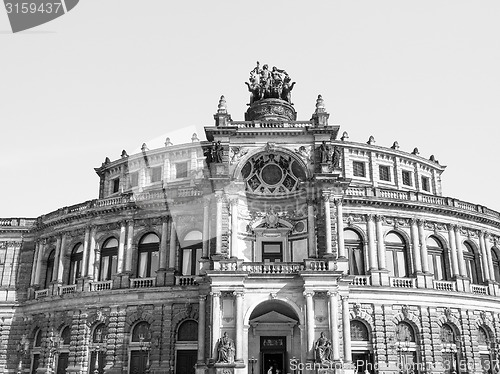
left=306, top=260, right=329, bottom=271
left=232, top=120, right=311, bottom=128
left=34, top=289, right=49, bottom=299
left=433, top=280, right=456, bottom=292
left=352, top=275, right=371, bottom=286
left=241, top=262, right=305, bottom=274
left=175, top=276, right=199, bottom=286
left=130, top=277, right=156, bottom=288
left=59, top=284, right=77, bottom=295
left=90, top=280, right=113, bottom=292
left=471, top=284, right=489, bottom=295
left=390, top=277, right=416, bottom=288
left=0, top=218, right=36, bottom=227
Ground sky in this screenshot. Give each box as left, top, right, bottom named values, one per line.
left=1, top=1, right=499, bottom=217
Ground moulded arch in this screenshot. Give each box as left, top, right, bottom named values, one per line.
left=100, top=236, right=119, bottom=250
left=426, top=234, right=448, bottom=249
left=178, top=228, right=203, bottom=247
left=350, top=319, right=372, bottom=341
left=344, top=227, right=366, bottom=243
left=125, top=310, right=155, bottom=333
left=384, top=230, right=410, bottom=246
left=349, top=312, right=375, bottom=341
left=463, top=240, right=480, bottom=255
left=437, top=315, right=462, bottom=334
left=393, top=312, right=421, bottom=335
left=344, top=224, right=368, bottom=243
left=232, top=146, right=311, bottom=182
left=132, top=228, right=161, bottom=247
left=244, top=297, right=303, bottom=326
left=176, top=319, right=198, bottom=341
left=250, top=217, right=294, bottom=230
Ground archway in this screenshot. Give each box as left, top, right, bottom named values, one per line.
left=248, top=300, right=300, bottom=374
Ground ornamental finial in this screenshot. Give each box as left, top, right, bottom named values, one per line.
left=315, top=95, right=326, bottom=112
left=217, top=95, right=227, bottom=113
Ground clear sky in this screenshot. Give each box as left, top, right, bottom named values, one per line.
left=1, top=1, right=499, bottom=217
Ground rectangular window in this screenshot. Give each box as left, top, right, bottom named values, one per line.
left=421, top=176, right=430, bottom=192
left=379, top=165, right=391, bottom=182
left=262, top=242, right=283, bottom=263
left=112, top=178, right=120, bottom=193
left=129, top=172, right=139, bottom=188
left=176, top=162, right=188, bottom=179
left=353, top=161, right=366, bottom=177
left=151, top=166, right=162, bottom=183
left=402, top=170, right=412, bottom=186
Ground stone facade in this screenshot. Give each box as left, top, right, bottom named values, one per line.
left=1, top=83, right=500, bottom=374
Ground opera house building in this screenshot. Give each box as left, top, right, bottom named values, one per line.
left=1, top=66, right=500, bottom=374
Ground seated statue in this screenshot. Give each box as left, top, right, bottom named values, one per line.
left=216, top=332, right=235, bottom=364
left=315, top=332, right=333, bottom=364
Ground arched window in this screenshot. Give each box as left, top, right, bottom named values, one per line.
left=477, top=326, right=493, bottom=373
left=426, top=236, right=448, bottom=280
left=99, top=238, right=118, bottom=281
left=385, top=232, right=409, bottom=278
left=68, top=243, right=83, bottom=285
left=350, top=320, right=369, bottom=341
left=396, top=322, right=419, bottom=374
left=396, top=322, right=415, bottom=343
left=131, top=321, right=151, bottom=342
left=137, top=234, right=160, bottom=278
left=44, top=250, right=55, bottom=289
left=463, top=241, right=482, bottom=284
left=478, top=326, right=489, bottom=346
left=93, top=323, right=106, bottom=343
left=180, top=231, right=202, bottom=276
left=441, top=324, right=459, bottom=374
left=34, top=329, right=42, bottom=348
left=177, top=320, right=198, bottom=341
left=60, top=326, right=71, bottom=346
left=491, top=248, right=500, bottom=283
left=57, top=327, right=70, bottom=374
left=32, top=329, right=42, bottom=374
left=345, top=229, right=365, bottom=275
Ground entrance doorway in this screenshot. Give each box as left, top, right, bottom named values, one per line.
left=176, top=350, right=197, bottom=374
left=261, top=337, right=286, bottom=374
left=352, top=352, right=373, bottom=374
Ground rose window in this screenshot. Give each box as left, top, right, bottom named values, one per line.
left=241, top=153, right=306, bottom=194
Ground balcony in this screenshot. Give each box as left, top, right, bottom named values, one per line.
left=352, top=275, right=371, bottom=286
left=130, top=277, right=156, bottom=288
left=90, top=280, right=113, bottom=292
left=175, top=276, right=201, bottom=286
left=240, top=262, right=305, bottom=274
left=390, top=277, right=416, bottom=288
left=433, top=280, right=456, bottom=292
left=59, top=284, right=77, bottom=295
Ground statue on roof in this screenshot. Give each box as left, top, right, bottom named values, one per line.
left=245, top=62, right=296, bottom=104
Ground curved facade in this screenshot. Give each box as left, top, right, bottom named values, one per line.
left=1, top=87, right=500, bottom=374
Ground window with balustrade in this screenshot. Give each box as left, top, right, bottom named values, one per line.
left=99, top=238, right=118, bottom=281
left=44, top=250, right=55, bottom=289
left=68, top=243, right=83, bottom=285
left=180, top=231, right=202, bottom=276
left=463, top=241, right=482, bottom=285
left=491, top=248, right=500, bottom=283
left=344, top=229, right=366, bottom=275
left=385, top=232, right=410, bottom=278
left=426, top=236, right=449, bottom=280
left=89, top=323, right=106, bottom=374
left=137, top=233, right=160, bottom=278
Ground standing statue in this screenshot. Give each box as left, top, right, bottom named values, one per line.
left=319, top=141, right=332, bottom=164
left=315, top=332, right=334, bottom=364
left=281, top=75, right=296, bottom=103
left=332, top=146, right=342, bottom=169
left=260, top=64, right=272, bottom=98
left=212, top=141, right=224, bottom=163
left=216, top=332, right=235, bottom=363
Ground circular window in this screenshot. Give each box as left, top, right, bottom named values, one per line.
left=295, top=221, right=305, bottom=233
left=261, top=164, right=283, bottom=185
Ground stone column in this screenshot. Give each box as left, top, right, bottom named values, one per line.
left=168, top=220, right=177, bottom=269
left=30, top=241, right=40, bottom=286
left=197, top=295, right=206, bottom=364
left=484, top=233, right=496, bottom=282
left=328, top=291, right=340, bottom=360
left=307, top=199, right=316, bottom=258
left=375, top=215, right=386, bottom=270
left=211, top=291, right=221, bottom=358
left=454, top=226, right=467, bottom=277
left=81, top=227, right=91, bottom=277
left=447, top=225, right=459, bottom=277
left=234, top=291, right=244, bottom=362
left=335, top=199, right=346, bottom=258
left=202, top=198, right=210, bottom=258
left=410, top=219, right=422, bottom=274
left=341, top=295, right=352, bottom=363
left=117, top=221, right=127, bottom=274
left=52, top=235, right=62, bottom=282
left=215, top=193, right=223, bottom=255
left=366, top=215, right=377, bottom=271
left=159, top=219, right=169, bottom=270
left=418, top=220, right=429, bottom=273
left=34, top=240, right=45, bottom=286
left=230, top=198, right=239, bottom=259
left=57, top=233, right=67, bottom=282
left=304, top=291, right=315, bottom=359
left=125, top=220, right=134, bottom=273
left=478, top=231, right=491, bottom=281
left=87, top=226, right=97, bottom=280
left=323, top=194, right=333, bottom=256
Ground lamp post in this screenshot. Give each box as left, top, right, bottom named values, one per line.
left=443, top=343, right=458, bottom=374
left=139, top=333, right=151, bottom=374
left=47, top=330, right=61, bottom=374
left=16, top=334, right=30, bottom=374
left=92, top=330, right=107, bottom=374
left=249, top=356, right=257, bottom=374
left=394, top=337, right=410, bottom=374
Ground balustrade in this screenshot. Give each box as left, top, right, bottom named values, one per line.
left=59, top=285, right=77, bottom=295
left=130, top=277, right=156, bottom=288
left=241, top=262, right=304, bottom=274
left=471, top=284, right=489, bottom=295
left=34, top=289, right=49, bottom=299
left=390, top=277, right=416, bottom=288
left=352, top=275, right=370, bottom=286
left=90, top=280, right=113, bottom=291
left=433, top=280, right=456, bottom=292
left=175, top=276, right=199, bottom=286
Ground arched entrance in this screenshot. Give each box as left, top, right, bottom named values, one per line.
left=248, top=300, right=300, bottom=374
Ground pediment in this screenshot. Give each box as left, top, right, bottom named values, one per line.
left=250, top=311, right=298, bottom=324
